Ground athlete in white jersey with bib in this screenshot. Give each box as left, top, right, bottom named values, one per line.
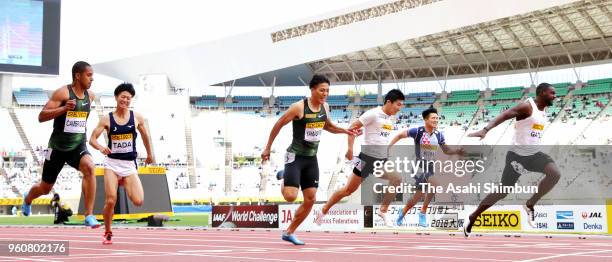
left=316, top=89, right=405, bottom=227
left=463, top=83, right=561, bottom=237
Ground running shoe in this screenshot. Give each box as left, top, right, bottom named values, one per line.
left=102, top=232, right=112, bottom=245
left=523, top=204, right=536, bottom=228
left=85, top=215, right=101, bottom=229
left=418, top=212, right=427, bottom=227
left=377, top=210, right=392, bottom=227
left=463, top=215, right=474, bottom=238
left=281, top=231, right=305, bottom=245
left=396, top=212, right=405, bottom=227
left=21, top=193, right=31, bottom=217
left=314, top=209, right=325, bottom=226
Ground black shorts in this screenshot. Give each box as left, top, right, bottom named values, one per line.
left=501, top=151, right=555, bottom=186
left=353, top=152, right=387, bottom=179
left=414, top=171, right=435, bottom=191
left=42, top=143, right=90, bottom=184
left=283, top=152, right=319, bottom=190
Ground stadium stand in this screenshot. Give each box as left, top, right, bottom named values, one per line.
left=13, top=88, right=48, bottom=106
left=194, top=95, right=219, bottom=109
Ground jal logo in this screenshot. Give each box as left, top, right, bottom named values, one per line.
left=581, top=212, right=602, bottom=219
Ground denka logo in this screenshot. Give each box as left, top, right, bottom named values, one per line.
left=556, top=211, right=573, bottom=220
left=581, top=212, right=602, bottom=219
left=473, top=211, right=521, bottom=230
left=583, top=223, right=603, bottom=230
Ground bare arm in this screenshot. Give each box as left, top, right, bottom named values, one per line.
left=440, top=144, right=464, bottom=155
left=261, top=102, right=301, bottom=161
left=388, top=130, right=408, bottom=147
left=344, top=119, right=364, bottom=160
left=136, top=113, right=154, bottom=164
left=323, top=103, right=350, bottom=134
left=468, top=102, right=531, bottom=139
left=88, top=90, right=96, bottom=104
left=89, top=115, right=110, bottom=155
left=38, top=87, right=70, bottom=123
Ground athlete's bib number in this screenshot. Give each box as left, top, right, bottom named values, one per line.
left=64, top=111, right=88, bottom=134
left=110, top=134, right=134, bottom=154
left=304, top=121, right=324, bottom=142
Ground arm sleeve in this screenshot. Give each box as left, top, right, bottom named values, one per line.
left=358, top=109, right=374, bottom=126
left=438, top=132, right=446, bottom=145
left=407, top=128, right=418, bottom=139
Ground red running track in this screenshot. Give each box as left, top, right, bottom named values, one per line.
left=0, top=226, right=610, bottom=262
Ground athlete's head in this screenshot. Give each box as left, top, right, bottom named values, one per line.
left=383, top=89, right=405, bottom=115
left=422, top=107, right=439, bottom=129
left=114, top=83, right=135, bottom=110
left=309, top=74, right=330, bottom=105
left=536, top=83, right=556, bottom=106
left=72, top=61, right=93, bottom=89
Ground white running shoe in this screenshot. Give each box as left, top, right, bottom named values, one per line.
left=523, top=205, right=536, bottom=228
left=314, top=208, right=326, bottom=226
left=377, top=210, right=392, bottom=227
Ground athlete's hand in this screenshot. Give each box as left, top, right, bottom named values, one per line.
left=346, top=126, right=362, bottom=137
left=467, top=129, right=487, bottom=140
left=64, top=99, right=76, bottom=111
left=145, top=155, right=155, bottom=165
left=261, top=148, right=271, bottom=162
left=456, top=147, right=466, bottom=156
left=99, top=147, right=111, bottom=155
left=345, top=148, right=353, bottom=160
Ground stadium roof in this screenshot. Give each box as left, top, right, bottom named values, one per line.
left=94, top=0, right=611, bottom=88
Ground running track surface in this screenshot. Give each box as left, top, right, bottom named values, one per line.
left=0, top=226, right=611, bottom=262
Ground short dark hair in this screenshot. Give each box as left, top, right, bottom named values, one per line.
left=71, top=61, right=91, bottom=81
left=309, top=74, right=330, bottom=89
left=536, top=82, right=553, bottom=96
left=422, top=107, right=438, bottom=119
left=384, top=89, right=405, bottom=104
left=114, top=83, right=136, bottom=97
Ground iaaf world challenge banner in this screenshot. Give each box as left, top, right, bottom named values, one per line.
left=212, top=205, right=279, bottom=228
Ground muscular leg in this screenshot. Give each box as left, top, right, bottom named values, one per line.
left=322, top=173, right=361, bottom=215
left=286, top=187, right=316, bottom=235
left=526, top=162, right=560, bottom=208
left=123, top=174, right=144, bottom=207
left=79, top=155, right=96, bottom=216
left=25, top=182, right=54, bottom=204
left=379, top=172, right=401, bottom=213
left=103, top=169, right=119, bottom=234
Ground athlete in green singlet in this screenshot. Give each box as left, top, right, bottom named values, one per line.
left=22, top=61, right=100, bottom=228
left=261, top=75, right=360, bottom=245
